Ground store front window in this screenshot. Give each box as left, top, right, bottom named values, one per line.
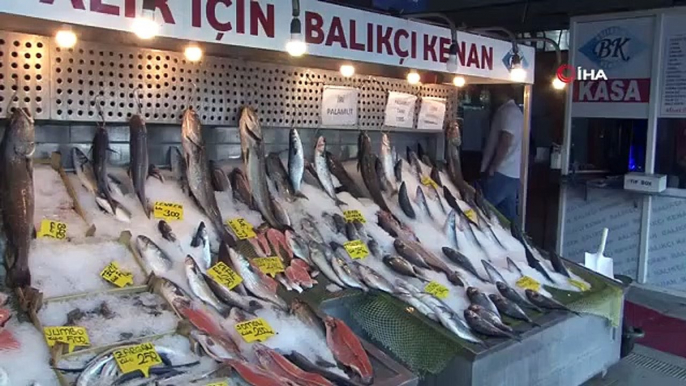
left=655, top=118, right=686, bottom=189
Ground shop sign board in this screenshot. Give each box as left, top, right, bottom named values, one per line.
left=660, top=14, right=686, bottom=118
left=0, top=0, right=535, bottom=83
left=571, top=16, right=654, bottom=119
left=417, top=97, right=446, bottom=131
left=321, top=86, right=358, bottom=126
left=384, top=91, right=417, bottom=128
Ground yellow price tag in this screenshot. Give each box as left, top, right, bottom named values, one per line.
left=227, top=218, right=256, bottom=240
left=344, top=240, right=369, bottom=260
left=465, top=209, right=478, bottom=223
left=343, top=210, right=366, bottom=224
left=421, top=176, right=439, bottom=189
left=253, top=257, right=284, bottom=277
left=234, top=318, right=276, bottom=343
left=424, top=281, right=449, bottom=299
left=100, top=262, right=134, bottom=288
left=207, top=262, right=243, bottom=290
left=516, top=276, right=541, bottom=292
left=37, top=219, right=67, bottom=240
left=113, top=342, right=163, bottom=378
left=43, top=326, right=90, bottom=353
left=205, top=382, right=229, bottom=386
left=569, top=278, right=590, bottom=291
left=153, top=202, right=184, bottom=221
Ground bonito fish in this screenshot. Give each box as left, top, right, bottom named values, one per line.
left=129, top=113, right=150, bottom=217
left=0, top=108, right=34, bottom=287
left=92, top=123, right=117, bottom=213
left=314, top=136, right=346, bottom=206
left=182, top=108, right=237, bottom=246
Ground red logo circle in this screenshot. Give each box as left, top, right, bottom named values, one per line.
left=556, top=64, right=575, bottom=83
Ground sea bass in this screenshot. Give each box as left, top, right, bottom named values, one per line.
left=380, top=133, right=397, bottom=192
left=135, top=235, right=173, bottom=274
left=358, top=132, right=391, bottom=212
left=464, top=309, right=520, bottom=341
left=466, top=287, right=500, bottom=317
left=308, top=242, right=345, bottom=287
left=325, top=316, right=373, bottom=385
left=525, top=290, right=578, bottom=314
left=223, top=243, right=287, bottom=310
left=314, top=137, right=346, bottom=206
left=399, top=239, right=464, bottom=286
left=182, top=108, right=236, bottom=246
left=95, top=196, right=132, bottom=223
left=129, top=114, right=150, bottom=217
left=190, top=222, right=212, bottom=270
left=355, top=263, right=393, bottom=293
left=375, top=157, right=395, bottom=194
left=415, top=186, right=433, bottom=219
left=184, top=255, right=227, bottom=314
left=488, top=294, right=538, bottom=326
left=383, top=255, right=430, bottom=282
left=442, top=247, right=488, bottom=283
left=468, top=304, right=512, bottom=332
left=288, top=128, right=305, bottom=196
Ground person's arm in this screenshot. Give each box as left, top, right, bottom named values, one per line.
left=487, top=131, right=514, bottom=176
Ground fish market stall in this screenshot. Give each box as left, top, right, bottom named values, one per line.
left=0, top=1, right=623, bottom=386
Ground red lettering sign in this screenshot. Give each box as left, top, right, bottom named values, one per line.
left=573, top=79, right=651, bottom=103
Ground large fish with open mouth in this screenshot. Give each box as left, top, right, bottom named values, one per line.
left=129, top=113, right=150, bottom=217
left=182, top=107, right=237, bottom=246
left=314, top=136, right=346, bottom=206
left=0, top=108, right=34, bottom=287
left=358, top=132, right=391, bottom=212
left=239, top=106, right=262, bottom=165
left=92, top=123, right=117, bottom=212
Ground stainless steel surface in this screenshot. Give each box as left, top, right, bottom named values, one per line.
left=1, top=30, right=459, bottom=127
left=0, top=32, right=51, bottom=119
left=585, top=345, right=686, bottom=386
left=519, top=84, right=532, bottom=230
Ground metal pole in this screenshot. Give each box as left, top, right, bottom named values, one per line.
left=520, top=84, right=532, bottom=230
left=556, top=20, right=577, bottom=255
left=637, top=13, right=665, bottom=284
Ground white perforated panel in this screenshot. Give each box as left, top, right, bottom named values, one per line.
left=0, top=32, right=51, bottom=119
left=3, top=30, right=458, bottom=128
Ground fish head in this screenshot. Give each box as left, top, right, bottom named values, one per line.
left=381, top=133, right=390, bottom=149
left=323, top=316, right=336, bottom=328
left=240, top=106, right=262, bottom=138
left=8, top=108, right=35, bottom=157
left=315, top=136, right=326, bottom=153
left=525, top=289, right=538, bottom=299
left=181, top=108, right=203, bottom=146
left=466, top=287, right=479, bottom=297
left=488, top=294, right=502, bottom=303
left=185, top=255, right=198, bottom=268
left=359, top=131, right=372, bottom=153
left=495, top=282, right=508, bottom=292
left=464, top=309, right=479, bottom=320
left=289, top=128, right=301, bottom=148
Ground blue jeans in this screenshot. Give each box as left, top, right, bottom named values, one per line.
left=481, top=172, right=519, bottom=225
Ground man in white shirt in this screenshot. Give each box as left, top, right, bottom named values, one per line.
left=480, top=85, right=523, bottom=224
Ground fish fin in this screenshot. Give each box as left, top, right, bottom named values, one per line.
left=335, top=198, right=347, bottom=207
left=315, top=358, right=336, bottom=368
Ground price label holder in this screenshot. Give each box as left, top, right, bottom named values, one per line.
left=37, top=219, right=67, bottom=240
left=344, top=240, right=369, bottom=260
left=100, top=261, right=134, bottom=288
left=421, top=176, right=439, bottom=190
left=153, top=202, right=184, bottom=221
left=44, top=326, right=91, bottom=353
left=234, top=318, right=276, bottom=343
left=569, top=278, right=590, bottom=291
left=424, top=281, right=449, bottom=299
left=113, top=342, right=163, bottom=378
left=206, top=382, right=229, bottom=386
left=207, top=262, right=243, bottom=290
left=253, top=257, right=285, bottom=277
left=516, top=276, right=541, bottom=292
left=343, top=210, right=366, bottom=223
left=227, top=218, right=257, bottom=240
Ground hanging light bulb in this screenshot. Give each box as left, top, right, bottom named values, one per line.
left=407, top=71, right=421, bottom=85
left=447, top=39, right=459, bottom=72
left=340, top=64, right=355, bottom=78
left=286, top=17, right=306, bottom=57
left=552, top=77, right=566, bottom=90
left=132, top=9, right=159, bottom=40
left=453, top=76, right=466, bottom=88
left=55, top=25, right=77, bottom=48
left=184, top=44, right=203, bottom=62
left=509, top=52, right=527, bottom=82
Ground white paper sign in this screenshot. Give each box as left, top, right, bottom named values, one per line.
left=660, top=14, right=686, bottom=118
left=321, top=86, right=358, bottom=126
left=384, top=92, right=417, bottom=128
left=417, top=97, right=446, bottom=131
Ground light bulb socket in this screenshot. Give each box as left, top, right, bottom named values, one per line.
left=142, top=0, right=156, bottom=11
left=290, top=18, right=302, bottom=35
left=449, top=40, right=458, bottom=56
left=510, top=52, right=522, bottom=69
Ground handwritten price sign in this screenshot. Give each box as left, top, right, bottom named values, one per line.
left=234, top=318, right=276, bottom=343
left=100, top=262, right=134, bottom=288
left=253, top=257, right=284, bottom=277
left=421, top=176, right=439, bottom=190
left=344, top=240, right=369, bottom=260
left=424, top=281, right=449, bottom=299
left=113, top=342, right=162, bottom=378
left=207, top=262, right=243, bottom=290
left=43, top=326, right=90, bottom=353
left=37, top=220, right=67, bottom=240
left=153, top=202, right=183, bottom=221
left=227, top=218, right=256, bottom=240
left=516, top=276, right=541, bottom=292
left=343, top=210, right=366, bottom=224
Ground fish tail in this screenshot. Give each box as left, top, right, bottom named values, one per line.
left=334, top=198, right=347, bottom=207
left=294, top=191, right=309, bottom=200
left=447, top=271, right=465, bottom=287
